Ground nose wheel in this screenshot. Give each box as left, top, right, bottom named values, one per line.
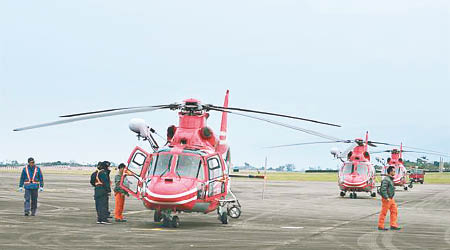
left=218, top=189, right=242, bottom=224
left=349, top=192, right=357, bottom=199
left=154, top=211, right=162, bottom=222
left=228, top=205, right=241, bottom=219
left=160, top=210, right=180, bottom=228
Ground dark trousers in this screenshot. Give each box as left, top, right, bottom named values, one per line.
left=106, top=195, right=110, bottom=217
left=24, top=189, right=38, bottom=215
left=95, top=192, right=109, bottom=222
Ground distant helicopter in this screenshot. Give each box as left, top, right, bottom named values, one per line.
left=330, top=132, right=378, bottom=199
left=268, top=132, right=400, bottom=199
left=374, top=145, right=449, bottom=190
left=14, top=90, right=340, bottom=227
left=379, top=145, right=410, bottom=190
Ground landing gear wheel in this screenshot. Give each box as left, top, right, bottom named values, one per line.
left=408, top=183, right=413, bottom=189
left=228, top=206, right=241, bottom=219
left=371, top=192, right=376, bottom=198
left=171, top=216, right=180, bottom=228
left=420, top=181, right=424, bottom=184
left=340, top=191, right=346, bottom=197
left=162, top=218, right=171, bottom=227
left=404, top=186, right=408, bottom=191
left=220, top=212, right=228, bottom=224
left=349, top=193, right=354, bottom=199
left=353, top=193, right=357, bottom=199
left=154, top=211, right=162, bottom=222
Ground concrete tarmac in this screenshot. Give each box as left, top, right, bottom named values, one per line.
left=1, top=173, right=449, bottom=250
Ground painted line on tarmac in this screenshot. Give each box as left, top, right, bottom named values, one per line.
left=123, top=210, right=148, bottom=215
left=281, top=226, right=304, bottom=229
left=129, top=228, right=175, bottom=232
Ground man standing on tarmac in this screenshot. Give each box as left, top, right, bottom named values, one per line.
left=91, top=162, right=111, bottom=224
left=103, top=161, right=113, bottom=219
left=114, top=163, right=129, bottom=222
left=378, top=166, right=402, bottom=231
left=19, top=157, right=44, bottom=216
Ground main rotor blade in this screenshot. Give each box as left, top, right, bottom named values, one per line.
left=209, top=105, right=341, bottom=127
left=369, top=150, right=391, bottom=154
left=401, top=150, right=450, bottom=157
left=369, top=141, right=448, bottom=155
left=266, top=140, right=350, bottom=149
left=369, top=149, right=449, bottom=157
left=59, top=104, right=172, bottom=118
left=14, top=106, right=167, bottom=131
left=209, top=107, right=342, bottom=141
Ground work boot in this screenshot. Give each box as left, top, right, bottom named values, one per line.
left=390, top=226, right=402, bottom=230
left=24, top=212, right=29, bottom=216
left=378, top=227, right=388, bottom=231
left=100, top=220, right=112, bottom=225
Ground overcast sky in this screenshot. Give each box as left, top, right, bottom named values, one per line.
left=1, top=0, right=448, bottom=169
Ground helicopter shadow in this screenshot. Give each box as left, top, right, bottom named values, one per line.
left=133, top=220, right=226, bottom=230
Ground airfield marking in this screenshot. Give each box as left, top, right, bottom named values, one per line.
left=129, top=228, right=175, bottom=232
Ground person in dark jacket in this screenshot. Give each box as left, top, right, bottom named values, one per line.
left=90, top=162, right=111, bottom=224
left=19, top=157, right=44, bottom=216
left=103, top=161, right=112, bottom=219
left=378, top=166, right=401, bottom=231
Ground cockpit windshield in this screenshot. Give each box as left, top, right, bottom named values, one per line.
left=356, top=163, right=369, bottom=176
left=151, top=154, right=173, bottom=176
left=411, top=169, right=424, bottom=174
left=176, top=155, right=204, bottom=179
left=342, top=163, right=353, bottom=174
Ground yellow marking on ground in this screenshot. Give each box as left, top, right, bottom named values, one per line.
left=130, top=228, right=175, bottom=232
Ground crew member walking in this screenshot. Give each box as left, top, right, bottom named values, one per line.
left=114, top=163, right=129, bottom=222
left=91, top=162, right=111, bottom=224
left=19, top=157, right=44, bottom=216
left=378, top=166, right=401, bottom=231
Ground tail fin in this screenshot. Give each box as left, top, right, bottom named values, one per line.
left=217, top=90, right=229, bottom=153
left=364, top=131, right=369, bottom=151
left=400, top=143, right=403, bottom=159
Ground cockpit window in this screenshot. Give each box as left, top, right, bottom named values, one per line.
left=342, top=163, right=353, bottom=174
left=412, top=169, right=424, bottom=174
left=176, top=155, right=204, bottom=179
left=151, top=154, right=173, bottom=176
left=356, top=163, right=369, bottom=176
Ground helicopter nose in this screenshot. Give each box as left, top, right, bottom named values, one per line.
left=343, top=175, right=367, bottom=188
left=143, top=177, right=198, bottom=205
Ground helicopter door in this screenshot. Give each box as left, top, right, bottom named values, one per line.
left=207, top=156, right=225, bottom=197
left=120, top=147, right=151, bottom=199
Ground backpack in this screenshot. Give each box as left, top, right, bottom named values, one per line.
left=90, top=171, right=97, bottom=187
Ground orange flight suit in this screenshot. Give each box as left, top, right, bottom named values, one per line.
left=378, top=198, right=398, bottom=228
left=114, top=192, right=125, bottom=220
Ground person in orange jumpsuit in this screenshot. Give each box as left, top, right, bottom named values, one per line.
left=378, top=166, right=401, bottom=231
left=114, top=163, right=129, bottom=222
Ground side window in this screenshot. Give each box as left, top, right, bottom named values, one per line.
left=208, top=157, right=223, bottom=180
left=128, top=151, right=147, bottom=177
